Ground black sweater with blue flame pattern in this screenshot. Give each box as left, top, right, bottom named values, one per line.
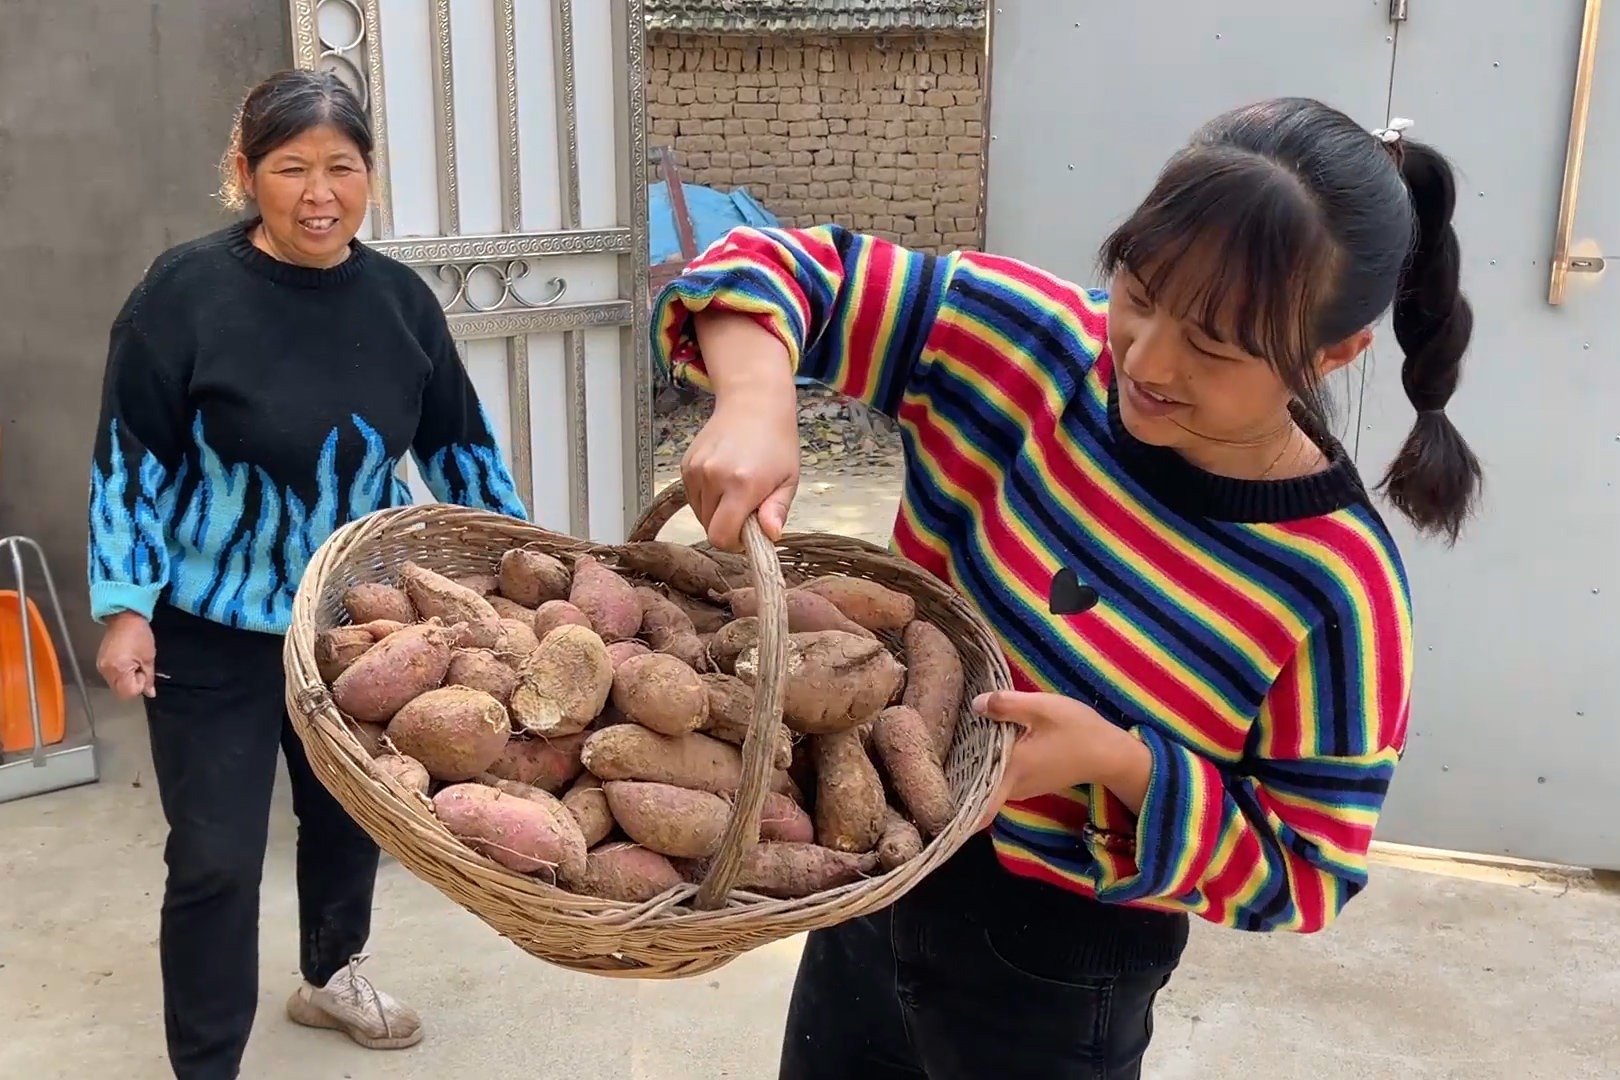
left=88, top=218, right=527, bottom=635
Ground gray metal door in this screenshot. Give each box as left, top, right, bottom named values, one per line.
left=1368, top=1, right=1619, bottom=868
left=984, top=1, right=1620, bottom=868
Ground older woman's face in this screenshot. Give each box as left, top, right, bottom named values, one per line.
left=239, top=123, right=369, bottom=268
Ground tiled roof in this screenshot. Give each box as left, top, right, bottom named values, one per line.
left=645, top=0, right=986, bottom=34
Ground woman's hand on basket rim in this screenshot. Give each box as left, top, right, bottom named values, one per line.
left=970, top=691, right=1153, bottom=830
left=681, top=388, right=801, bottom=552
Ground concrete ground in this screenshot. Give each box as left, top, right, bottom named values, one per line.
left=4, top=471, right=1618, bottom=1079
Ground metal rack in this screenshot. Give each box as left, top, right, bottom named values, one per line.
left=0, top=535, right=99, bottom=803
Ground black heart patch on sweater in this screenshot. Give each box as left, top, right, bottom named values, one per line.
left=1049, top=568, right=1100, bottom=615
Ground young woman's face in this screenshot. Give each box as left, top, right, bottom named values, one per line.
left=1106, top=268, right=1297, bottom=450
left=238, top=124, right=370, bottom=268
left=1106, top=268, right=1368, bottom=455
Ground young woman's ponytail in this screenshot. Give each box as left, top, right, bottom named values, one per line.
left=1379, top=140, right=1482, bottom=544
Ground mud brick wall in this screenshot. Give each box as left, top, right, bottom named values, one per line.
left=647, top=32, right=986, bottom=254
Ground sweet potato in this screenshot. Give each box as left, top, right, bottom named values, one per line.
left=774, top=767, right=806, bottom=807
left=725, top=587, right=875, bottom=639
left=737, top=630, right=906, bottom=735
left=386, top=686, right=511, bottom=782
left=799, top=576, right=916, bottom=634
left=569, top=554, right=642, bottom=642
left=603, top=781, right=730, bottom=859
left=871, top=706, right=954, bottom=837
left=372, top=753, right=430, bottom=797
left=562, top=773, right=614, bottom=847
left=580, top=726, right=743, bottom=796
left=454, top=618, right=503, bottom=650
left=706, top=550, right=754, bottom=582
left=471, top=775, right=589, bottom=881
left=315, top=626, right=377, bottom=683
left=761, top=790, right=815, bottom=844
left=508, top=624, right=615, bottom=737
left=901, top=620, right=964, bottom=763
left=453, top=573, right=501, bottom=597
left=610, top=653, right=710, bottom=737
left=699, top=673, right=793, bottom=770
left=635, top=587, right=709, bottom=670
left=351, top=720, right=389, bottom=758
left=445, top=648, right=519, bottom=706
left=652, top=634, right=709, bottom=672
left=565, top=842, right=682, bottom=901
left=342, top=583, right=416, bottom=625
left=487, top=595, right=538, bottom=624
left=493, top=618, right=541, bottom=665
left=663, top=590, right=730, bottom=634
left=486, top=732, right=587, bottom=792
left=616, top=540, right=735, bottom=599
left=433, top=783, right=582, bottom=876
left=704, top=546, right=795, bottom=588
left=606, top=640, right=653, bottom=669
left=458, top=616, right=537, bottom=660
left=729, top=842, right=879, bottom=899
left=356, top=619, right=409, bottom=640
left=498, top=548, right=571, bottom=607
left=534, top=599, right=593, bottom=639
left=812, top=731, right=885, bottom=853
left=399, top=561, right=499, bottom=624
left=877, top=807, right=924, bottom=870
left=707, top=617, right=759, bottom=675
left=331, top=623, right=455, bottom=724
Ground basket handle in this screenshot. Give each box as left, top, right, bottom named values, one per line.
left=627, top=478, right=695, bottom=543
left=631, top=479, right=789, bottom=910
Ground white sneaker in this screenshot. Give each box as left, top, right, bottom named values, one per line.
left=285, top=953, right=424, bottom=1050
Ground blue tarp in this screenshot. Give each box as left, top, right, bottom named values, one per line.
left=648, top=181, right=778, bottom=265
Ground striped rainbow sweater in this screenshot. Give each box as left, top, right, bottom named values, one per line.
left=652, top=225, right=1413, bottom=935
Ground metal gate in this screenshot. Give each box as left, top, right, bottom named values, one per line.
left=288, top=0, right=652, bottom=542
left=984, top=1, right=1618, bottom=868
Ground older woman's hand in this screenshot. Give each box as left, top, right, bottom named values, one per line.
left=97, top=612, right=158, bottom=700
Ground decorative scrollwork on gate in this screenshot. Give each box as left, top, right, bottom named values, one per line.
left=294, top=0, right=392, bottom=236
left=429, top=261, right=568, bottom=315
left=312, top=0, right=370, bottom=109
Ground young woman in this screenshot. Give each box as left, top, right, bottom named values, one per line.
left=653, top=97, right=1481, bottom=1078
left=88, top=69, right=525, bottom=1076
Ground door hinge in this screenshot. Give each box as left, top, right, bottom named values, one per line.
left=1390, top=0, right=1409, bottom=21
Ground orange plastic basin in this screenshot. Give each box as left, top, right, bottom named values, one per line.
left=0, top=591, right=65, bottom=754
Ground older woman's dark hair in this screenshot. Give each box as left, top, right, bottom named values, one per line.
left=218, top=69, right=374, bottom=211
left=1101, top=97, right=1482, bottom=543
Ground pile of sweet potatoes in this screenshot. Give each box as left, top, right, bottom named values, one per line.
left=314, top=539, right=966, bottom=906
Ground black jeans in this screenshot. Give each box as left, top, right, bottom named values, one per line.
left=144, top=604, right=380, bottom=1080
left=780, top=834, right=1187, bottom=1079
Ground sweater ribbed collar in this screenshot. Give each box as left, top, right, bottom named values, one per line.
left=1102, top=360, right=1369, bottom=524
left=225, top=217, right=370, bottom=288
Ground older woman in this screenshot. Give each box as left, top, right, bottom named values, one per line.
left=88, top=69, right=525, bottom=1077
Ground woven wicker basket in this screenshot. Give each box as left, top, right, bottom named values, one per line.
left=284, top=480, right=1013, bottom=979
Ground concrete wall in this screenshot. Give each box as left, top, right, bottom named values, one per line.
left=0, top=1, right=292, bottom=662
left=647, top=31, right=985, bottom=253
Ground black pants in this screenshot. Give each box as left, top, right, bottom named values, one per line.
left=144, top=604, right=380, bottom=1080
left=780, top=834, right=1188, bottom=1079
